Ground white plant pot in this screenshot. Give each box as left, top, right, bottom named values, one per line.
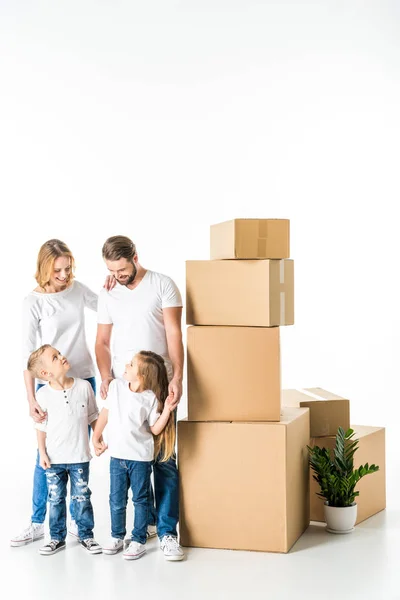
left=324, top=502, right=357, bottom=534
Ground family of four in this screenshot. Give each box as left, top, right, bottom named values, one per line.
left=11, top=236, right=184, bottom=561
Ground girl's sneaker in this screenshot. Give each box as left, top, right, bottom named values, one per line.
left=10, top=522, right=45, bottom=547
left=102, top=538, right=124, bottom=555
left=79, top=538, right=102, bottom=554
left=146, top=525, right=157, bottom=539
left=160, top=535, right=184, bottom=561
left=39, top=539, right=66, bottom=555
left=122, top=541, right=146, bottom=560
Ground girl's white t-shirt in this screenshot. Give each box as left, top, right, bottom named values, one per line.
left=103, top=378, right=160, bottom=461
left=97, top=270, right=182, bottom=379
left=22, top=280, right=97, bottom=381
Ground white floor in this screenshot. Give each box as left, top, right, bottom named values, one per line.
left=3, top=454, right=399, bottom=600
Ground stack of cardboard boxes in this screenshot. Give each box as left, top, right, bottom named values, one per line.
left=178, top=219, right=310, bottom=553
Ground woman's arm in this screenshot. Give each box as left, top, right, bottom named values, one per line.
left=22, top=300, right=46, bottom=422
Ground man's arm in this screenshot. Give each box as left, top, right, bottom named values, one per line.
left=163, top=307, right=184, bottom=402
left=95, top=324, right=114, bottom=400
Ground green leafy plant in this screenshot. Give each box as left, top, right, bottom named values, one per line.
left=307, top=427, right=379, bottom=507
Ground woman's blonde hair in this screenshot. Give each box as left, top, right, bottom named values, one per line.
left=35, top=239, right=75, bottom=289
left=136, top=351, right=175, bottom=462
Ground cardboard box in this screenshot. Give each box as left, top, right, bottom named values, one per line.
left=210, top=219, right=290, bottom=260
left=186, top=259, right=294, bottom=327
left=282, top=388, right=350, bottom=437
left=309, top=425, right=386, bottom=524
left=178, top=407, right=310, bottom=553
left=187, top=326, right=281, bottom=421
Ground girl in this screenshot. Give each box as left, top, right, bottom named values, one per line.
left=11, top=239, right=113, bottom=547
left=92, top=350, right=181, bottom=561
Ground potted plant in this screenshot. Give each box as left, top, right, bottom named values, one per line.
left=308, top=427, right=379, bottom=533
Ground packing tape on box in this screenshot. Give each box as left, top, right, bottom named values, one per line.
left=297, top=389, right=326, bottom=401
left=279, top=260, right=285, bottom=324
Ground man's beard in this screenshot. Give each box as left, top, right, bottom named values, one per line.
left=117, top=262, right=137, bottom=286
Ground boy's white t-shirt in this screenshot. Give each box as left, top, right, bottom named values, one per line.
left=97, top=270, right=182, bottom=379
left=103, top=378, right=160, bottom=461
left=35, top=378, right=99, bottom=464
left=22, top=280, right=98, bottom=381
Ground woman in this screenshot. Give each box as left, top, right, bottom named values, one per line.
left=10, top=239, right=109, bottom=547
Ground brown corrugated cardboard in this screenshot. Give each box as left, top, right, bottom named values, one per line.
left=210, top=219, right=290, bottom=260
left=187, top=326, right=281, bottom=422
left=178, top=407, right=310, bottom=553
left=282, top=388, right=350, bottom=437
left=310, top=425, right=386, bottom=524
left=186, top=259, right=294, bottom=326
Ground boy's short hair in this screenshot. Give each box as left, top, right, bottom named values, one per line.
left=27, top=344, right=52, bottom=378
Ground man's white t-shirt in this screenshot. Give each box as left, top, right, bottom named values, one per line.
left=22, top=280, right=98, bottom=381
left=35, top=378, right=99, bottom=464
left=97, top=270, right=182, bottom=379
left=103, top=378, right=160, bottom=461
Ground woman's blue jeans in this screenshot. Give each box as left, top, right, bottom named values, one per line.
left=31, top=377, right=96, bottom=524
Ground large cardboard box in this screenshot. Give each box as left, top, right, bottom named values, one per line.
left=178, top=407, right=310, bottom=553
left=210, top=219, right=290, bottom=260
left=282, top=388, right=350, bottom=437
left=309, top=425, right=386, bottom=524
left=186, top=259, right=294, bottom=327
left=187, top=326, right=281, bottom=421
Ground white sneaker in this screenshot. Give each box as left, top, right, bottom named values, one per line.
left=68, top=520, right=79, bottom=539
left=160, top=535, right=184, bottom=561
left=147, top=524, right=157, bottom=539
left=103, top=538, right=124, bottom=555
left=10, top=522, right=45, bottom=547
left=122, top=541, right=146, bottom=561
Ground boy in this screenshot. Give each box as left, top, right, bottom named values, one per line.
left=28, top=344, right=102, bottom=555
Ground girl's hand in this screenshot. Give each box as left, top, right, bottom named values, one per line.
left=93, top=437, right=108, bottom=457
left=40, top=453, right=51, bottom=470
left=103, top=275, right=116, bottom=292
left=164, top=392, right=178, bottom=413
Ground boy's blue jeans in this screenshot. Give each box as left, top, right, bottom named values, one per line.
left=31, top=377, right=96, bottom=524
left=110, top=457, right=152, bottom=545
left=45, top=462, right=94, bottom=541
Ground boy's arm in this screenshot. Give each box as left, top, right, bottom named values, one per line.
left=36, top=430, right=51, bottom=469
left=92, top=408, right=109, bottom=456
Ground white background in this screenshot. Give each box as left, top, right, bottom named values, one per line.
left=0, top=1, right=399, bottom=597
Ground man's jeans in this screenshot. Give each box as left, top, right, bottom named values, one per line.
left=31, top=376, right=96, bottom=524
left=109, top=457, right=152, bottom=545
left=148, top=452, right=179, bottom=539
left=45, top=462, right=94, bottom=541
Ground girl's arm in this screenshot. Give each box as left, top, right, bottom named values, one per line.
left=92, top=408, right=109, bottom=456
left=150, top=394, right=178, bottom=436
left=37, top=430, right=50, bottom=469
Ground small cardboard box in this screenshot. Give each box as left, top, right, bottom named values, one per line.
left=309, top=425, right=386, bottom=524
left=186, top=259, right=294, bottom=327
left=188, top=326, right=281, bottom=422
left=282, top=388, right=350, bottom=437
left=178, top=407, right=310, bottom=553
left=210, top=219, right=290, bottom=260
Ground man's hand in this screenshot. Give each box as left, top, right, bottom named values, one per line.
left=103, top=275, right=116, bottom=291
left=29, top=399, right=47, bottom=423
left=93, top=437, right=108, bottom=457
left=100, top=377, right=114, bottom=400
left=40, top=453, right=51, bottom=470
left=168, top=378, right=182, bottom=404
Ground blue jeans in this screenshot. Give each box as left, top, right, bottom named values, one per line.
left=148, top=452, right=179, bottom=539
left=45, top=462, right=94, bottom=541
left=31, top=376, right=96, bottom=524
left=109, top=457, right=152, bottom=545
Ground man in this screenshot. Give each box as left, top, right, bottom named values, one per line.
left=95, top=235, right=184, bottom=561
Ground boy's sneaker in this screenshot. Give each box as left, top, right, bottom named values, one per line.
left=160, top=535, right=184, bottom=561
left=68, top=520, right=79, bottom=539
left=147, top=524, right=157, bottom=539
left=39, top=539, right=66, bottom=555
left=102, top=538, right=124, bottom=555
left=80, top=538, right=102, bottom=554
left=123, top=541, right=146, bottom=560
left=10, top=522, right=45, bottom=547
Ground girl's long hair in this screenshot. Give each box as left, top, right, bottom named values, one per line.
left=136, top=351, right=175, bottom=462
left=35, top=239, right=75, bottom=289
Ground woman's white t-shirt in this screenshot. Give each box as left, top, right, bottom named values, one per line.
left=97, top=270, right=182, bottom=379
left=22, top=280, right=97, bottom=381
left=103, top=378, right=160, bottom=461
